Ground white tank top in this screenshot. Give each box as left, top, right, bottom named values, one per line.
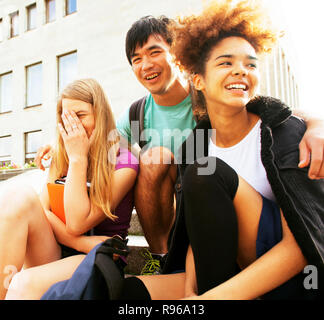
left=208, top=120, right=275, bottom=202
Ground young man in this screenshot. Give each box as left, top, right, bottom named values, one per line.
left=36, top=16, right=324, bottom=275
left=116, top=16, right=194, bottom=274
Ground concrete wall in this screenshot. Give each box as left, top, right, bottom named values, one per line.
left=0, top=0, right=298, bottom=166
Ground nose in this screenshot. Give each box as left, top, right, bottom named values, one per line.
left=141, top=56, right=154, bottom=71
left=232, top=63, right=247, bottom=77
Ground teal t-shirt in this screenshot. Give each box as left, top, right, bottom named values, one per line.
left=116, top=94, right=196, bottom=158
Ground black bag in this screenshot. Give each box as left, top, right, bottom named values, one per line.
left=129, top=96, right=147, bottom=148
left=41, top=237, right=129, bottom=300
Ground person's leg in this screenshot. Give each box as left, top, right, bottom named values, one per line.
left=183, top=157, right=239, bottom=294
left=183, top=157, right=264, bottom=295
left=232, top=176, right=264, bottom=269
left=119, top=273, right=186, bottom=300
left=5, top=254, right=85, bottom=300
left=0, top=185, right=61, bottom=299
left=134, top=146, right=177, bottom=254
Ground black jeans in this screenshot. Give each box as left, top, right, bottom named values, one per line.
left=182, top=157, right=239, bottom=295
left=119, top=157, right=239, bottom=300
left=182, top=157, right=318, bottom=300
left=120, top=157, right=317, bottom=299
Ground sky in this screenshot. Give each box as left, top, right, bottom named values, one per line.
left=263, top=0, right=324, bottom=117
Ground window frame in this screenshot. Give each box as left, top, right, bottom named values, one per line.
left=26, top=3, right=37, bottom=31
left=45, top=0, right=56, bottom=23
left=0, top=135, right=12, bottom=166
left=65, top=0, right=77, bottom=16
left=9, top=11, right=19, bottom=38
left=24, top=130, right=42, bottom=164
left=57, top=51, right=77, bottom=94
left=25, top=62, right=43, bottom=109
left=0, top=18, right=3, bottom=42
left=0, top=71, right=13, bottom=114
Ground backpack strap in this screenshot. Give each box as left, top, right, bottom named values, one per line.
left=94, top=237, right=130, bottom=300
left=129, top=96, right=147, bottom=149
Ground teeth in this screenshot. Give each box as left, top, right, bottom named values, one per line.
left=226, top=84, right=247, bottom=90
left=146, top=73, right=158, bottom=80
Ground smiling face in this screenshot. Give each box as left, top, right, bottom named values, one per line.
left=61, top=98, right=95, bottom=138
left=130, top=34, right=177, bottom=96
left=194, top=36, right=260, bottom=112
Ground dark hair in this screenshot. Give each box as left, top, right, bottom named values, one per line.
left=125, top=15, right=173, bottom=65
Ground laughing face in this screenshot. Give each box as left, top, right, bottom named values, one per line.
left=194, top=36, right=260, bottom=112
left=61, top=98, right=95, bottom=139
left=130, top=34, right=177, bottom=96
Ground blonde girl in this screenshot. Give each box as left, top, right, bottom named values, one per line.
left=0, top=79, right=138, bottom=299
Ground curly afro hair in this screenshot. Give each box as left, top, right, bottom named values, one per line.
left=169, top=0, right=281, bottom=76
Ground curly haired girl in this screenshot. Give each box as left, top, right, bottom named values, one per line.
left=117, top=0, right=323, bottom=300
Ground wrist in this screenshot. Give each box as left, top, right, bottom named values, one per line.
left=303, top=116, right=324, bottom=129
left=73, top=235, right=87, bottom=253
left=68, top=156, right=88, bottom=166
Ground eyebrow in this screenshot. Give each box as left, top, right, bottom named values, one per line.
left=131, top=45, right=163, bottom=59
left=216, top=54, right=258, bottom=60
left=75, top=110, right=88, bottom=114
left=62, top=109, right=88, bottom=115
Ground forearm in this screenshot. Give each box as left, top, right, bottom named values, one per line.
left=64, top=158, right=91, bottom=232
left=199, top=239, right=307, bottom=300
left=45, top=209, right=82, bottom=250
left=293, top=109, right=324, bottom=126
left=45, top=209, right=106, bottom=253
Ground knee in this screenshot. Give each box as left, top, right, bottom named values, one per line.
left=183, top=157, right=238, bottom=199
left=139, top=147, right=175, bottom=181
left=6, top=270, right=36, bottom=300
left=182, top=157, right=217, bottom=194
left=140, top=146, right=174, bottom=166
left=0, top=184, right=39, bottom=221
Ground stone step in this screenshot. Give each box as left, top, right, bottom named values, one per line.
left=123, top=212, right=150, bottom=275
left=127, top=234, right=148, bottom=247
left=125, top=235, right=148, bottom=275
left=128, top=210, right=144, bottom=236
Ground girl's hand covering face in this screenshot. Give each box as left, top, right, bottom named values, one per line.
left=58, top=110, right=92, bottom=162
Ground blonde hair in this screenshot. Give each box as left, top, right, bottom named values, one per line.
left=52, top=78, right=120, bottom=220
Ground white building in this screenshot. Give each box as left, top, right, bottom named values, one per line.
left=0, top=0, right=299, bottom=167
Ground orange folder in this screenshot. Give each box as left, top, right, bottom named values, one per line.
left=47, top=183, right=66, bottom=224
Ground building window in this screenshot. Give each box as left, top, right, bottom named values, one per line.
left=0, top=19, right=3, bottom=42
left=66, top=0, right=77, bottom=15
left=0, top=72, right=13, bottom=113
left=25, top=130, right=42, bottom=164
left=58, top=52, right=77, bottom=93
left=10, top=11, right=19, bottom=38
left=46, top=0, right=56, bottom=23
left=27, top=3, right=37, bottom=31
left=26, top=63, right=42, bottom=107
left=0, top=135, right=12, bottom=166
